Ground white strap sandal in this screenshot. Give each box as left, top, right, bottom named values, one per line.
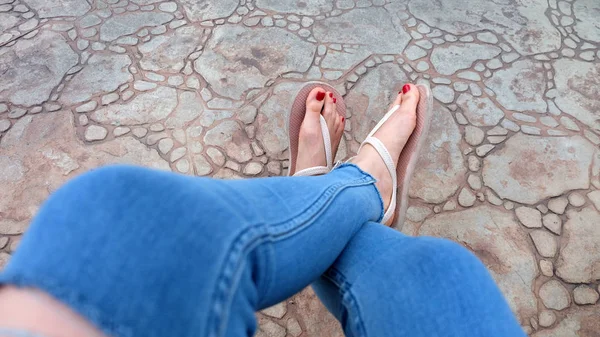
left=356, top=84, right=433, bottom=226
left=357, top=104, right=402, bottom=224
left=293, top=115, right=333, bottom=176
left=288, top=82, right=346, bottom=177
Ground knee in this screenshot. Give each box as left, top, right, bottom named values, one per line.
left=39, top=165, right=154, bottom=222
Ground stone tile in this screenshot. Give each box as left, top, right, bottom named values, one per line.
left=539, top=280, right=570, bottom=310
left=485, top=60, right=547, bottom=113
left=542, top=213, right=561, bottom=235
left=60, top=54, right=132, bottom=105
left=165, top=91, right=203, bottom=129
left=419, top=206, right=537, bottom=319
left=0, top=31, right=78, bottom=106
left=255, top=82, right=303, bottom=159
left=408, top=0, right=560, bottom=54
left=204, top=120, right=252, bottom=163
left=100, top=12, right=173, bottom=41
left=409, top=101, right=466, bottom=204
left=195, top=25, right=316, bottom=99
left=256, top=0, right=333, bottom=15
left=455, top=94, right=504, bottom=127
left=548, top=197, right=568, bottom=214
left=573, top=285, right=599, bottom=305
left=92, top=86, right=178, bottom=125
left=430, top=43, right=501, bottom=75
left=312, top=8, right=410, bottom=71
left=556, top=207, right=600, bottom=283
left=515, top=207, right=542, bottom=228
left=532, top=307, right=600, bottom=337
left=553, top=59, right=600, bottom=133
left=139, top=26, right=204, bottom=73
left=482, top=134, right=596, bottom=204
left=573, top=0, right=600, bottom=43
left=179, top=0, right=237, bottom=21
left=23, top=0, right=90, bottom=17
left=84, top=125, right=108, bottom=141
left=530, top=230, right=557, bottom=257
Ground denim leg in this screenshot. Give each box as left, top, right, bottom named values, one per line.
left=0, top=164, right=383, bottom=337
left=313, top=222, right=526, bottom=337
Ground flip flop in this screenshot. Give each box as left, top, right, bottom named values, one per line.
left=357, top=84, right=433, bottom=226
left=288, top=82, right=346, bottom=176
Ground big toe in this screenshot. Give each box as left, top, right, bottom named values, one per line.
left=399, top=84, right=419, bottom=112
left=305, top=87, right=326, bottom=118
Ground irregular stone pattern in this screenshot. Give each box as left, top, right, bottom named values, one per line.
left=195, top=25, right=316, bottom=99
left=408, top=0, right=561, bottom=54
left=313, top=8, right=410, bottom=70
left=2, top=1, right=600, bottom=335
left=483, top=134, right=596, bottom=204
left=139, top=26, right=204, bottom=73
left=60, top=54, right=132, bottom=105
left=553, top=59, right=600, bottom=134
left=556, top=207, right=600, bottom=283
left=179, top=0, right=238, bottom=21
left=23, top=0, right=90, bottom=18
left=0, top=31, right=78, bottom=106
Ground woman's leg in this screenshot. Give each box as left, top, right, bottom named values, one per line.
left=0, top=163, right=383, bottom=337
left=313, top=222, right=526, bottom=337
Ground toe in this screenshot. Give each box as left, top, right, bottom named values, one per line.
left=399, top=83, right=419, bottom=110
left=322, top=91, right=335, bottom=122
left=306, top=87, right=326, bottom=117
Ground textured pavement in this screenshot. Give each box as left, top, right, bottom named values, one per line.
left=1, top=0, right=600, bottom=336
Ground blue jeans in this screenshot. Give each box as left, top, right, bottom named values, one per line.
left=0, top=165, right=524, bottom=337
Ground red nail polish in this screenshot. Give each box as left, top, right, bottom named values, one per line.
left=342, top=117, right=345, bottom=122
left=328, top=93, right=333, bottom=98
left=398, top=91, right=402, bottom=95
left=333, top=97, right=337, bottom=103
left=402, top=84, right=410, bottom=94
left=316, top=91, right=325, bottom=101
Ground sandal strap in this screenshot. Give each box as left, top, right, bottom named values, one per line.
left=292, top=115, right=333, bottom=177
left=361, top=137, right=397, bottom=224
left=293, top=166, right=330, bottom=176
left=319, top=115, right=333, bottom=169
left=356, top=104, right=401, bottom=224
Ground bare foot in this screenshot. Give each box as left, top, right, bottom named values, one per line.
left=295, top=87, right=344, bottom=174
left=352, top=84, right=419, bottom=214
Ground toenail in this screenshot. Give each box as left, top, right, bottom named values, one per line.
left=402, top=84, right=410, bottom=94
left=316, top=91, right=325, bottom=101
left=333, top=97, right=337, bottom=103
left=342, top=117, right=345, bottom=122
left=329, top=92, right=333, bottom=98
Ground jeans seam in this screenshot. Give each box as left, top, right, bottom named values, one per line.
left=323, top=268, right=368, bottom=337
left=206, top=174, right=377, bottom=337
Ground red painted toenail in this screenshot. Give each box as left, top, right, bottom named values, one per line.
left=342, top=117, right=345, bottom=122
left=316, top=91, right=325, bottom=101
left=329, top=92, right=333, bottom=98
left=402, top=84, right=410, bottom=94
left=333, top=97, right=337, bottom=103
left=398, top=91, right=402, bottom=95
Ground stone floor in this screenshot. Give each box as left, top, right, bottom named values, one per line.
left=1, top=0, right=599, bottom=335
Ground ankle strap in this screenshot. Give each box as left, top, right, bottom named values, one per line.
left=361, top=136, right=397, bottom=224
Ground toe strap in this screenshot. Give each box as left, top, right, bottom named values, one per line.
left=319, top=115, right=333, bottom=169
left=361, top=136, right=397, bottom=224
left=293, top=115, right=333, bottom=177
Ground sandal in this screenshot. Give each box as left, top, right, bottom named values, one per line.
left=288, top=82, right=346, bottom=176
left=358, top=84, right=433, bottom=225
